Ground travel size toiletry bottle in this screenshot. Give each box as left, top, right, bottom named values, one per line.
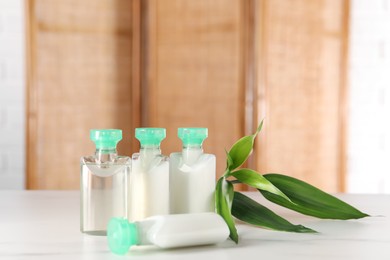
left=170, top=128, right=216, bottom=213
left=107, top=212, right=229, bottom=255
left=128, top=128, right=169, bottom=221
left=80, top=129, right=130, bottom=235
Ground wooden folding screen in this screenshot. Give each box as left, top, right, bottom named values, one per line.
left=26, top=0, right=348, bottom=191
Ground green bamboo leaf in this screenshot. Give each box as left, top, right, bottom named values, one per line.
left=232, top=192, right=316, bottom=233
left=255, top=119, right=264, bottom=135
left=261, top=174, right=369, bottom=219
left=228, top=120, right=264, bottom=171
left=228, top=135, right=254, bottom=171
left=215, top=177, right=238, bottom=243
left=230, top=169, right=291, bottom=202
left=225, top=149, right=234, bottom=172
left=226, top=180, right=234, bottom=209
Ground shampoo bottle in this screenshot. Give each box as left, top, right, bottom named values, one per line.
left=107, top=212, right=229, bottom=255
left=80, top=129, right=130, bottom=235
left=129, top=128, right=169, bottom=221
left=170, top=128, right=216, bottom=213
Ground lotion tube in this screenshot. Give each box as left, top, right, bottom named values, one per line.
left=107, top=212, right=229, bottom=255
left=170, top=128, right=216, bottom=214
left=129, top=128, right=169, bottom=221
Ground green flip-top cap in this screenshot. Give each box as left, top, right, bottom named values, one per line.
left=107, top=218, right=138, bottom=255
left=135, top=128, right=166, bottom=146
left=178, top=128, right=208, bottom=146
left=90, top=129, right=122, bottom=149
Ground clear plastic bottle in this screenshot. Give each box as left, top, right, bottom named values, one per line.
left=128, top=128, right=169, bottom=221
left=170, top=128, right=216, bottom=213
left=80, top=129, right=130, bottom=235
left=107, top=212, right=229, bottom=255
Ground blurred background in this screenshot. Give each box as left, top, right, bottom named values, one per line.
left=0, top=0, right=389, bottom=193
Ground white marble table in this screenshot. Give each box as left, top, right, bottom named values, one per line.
left=0, top=191, right=388, bottom=260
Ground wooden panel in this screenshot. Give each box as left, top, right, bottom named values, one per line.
left=143, top=0, right=249, bottom=178
left=256, top=0, right=349, bottom=192
left=26, top=0, right=138, bottom=189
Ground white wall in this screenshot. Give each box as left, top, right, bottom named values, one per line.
left=0, top=0, right=25, bottom=189
left=347, top=0, right=390, bottom=193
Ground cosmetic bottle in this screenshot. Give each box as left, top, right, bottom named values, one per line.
left=170, top=128, right=216, bottom=213
left=129, top=128, right=169, bottom=221
left=80, top=129, right=130, bottom=235
left=107, top=212, right=229, bottom=255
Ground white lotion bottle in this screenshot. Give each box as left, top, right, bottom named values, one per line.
left=129, top=128, right=169, bottom=221
left=170, top=128, right=216, bottom=213
left=107, top=212, right=229, bottom=255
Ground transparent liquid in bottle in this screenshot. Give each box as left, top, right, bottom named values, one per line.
left=80, top=129, right=130, bottom=236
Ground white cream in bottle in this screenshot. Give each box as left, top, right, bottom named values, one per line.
left=128, top=128, right=169, bottom=221
left=108, top=212, right=229, bottom=255
left=170, top=128, right=216, bottom=213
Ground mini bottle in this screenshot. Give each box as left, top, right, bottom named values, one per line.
left=170, top=128, right=216, bottom=213
left=107, top=212, right=229, bottom=255
left=128, top=128, right=169, bottom=221
left=80, top=129, right=130, bottom=235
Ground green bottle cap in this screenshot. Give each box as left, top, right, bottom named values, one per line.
left=135, top=128, right=166, bottom=146
left=107, top=218, right=138, bottom=255
left=90, top=129, right=122, bottom=149
left=178, top=128, right=208, bottom=146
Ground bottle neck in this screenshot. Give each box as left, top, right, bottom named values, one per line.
left=139, top=145, right=161, bottom=167
left=182, top=144, right=203, bottom=165
left=135, top=220, right=154, bottom=246
left=95, top=147, right=117, bottom=163
left=140, top=145, right=161, bottom=156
